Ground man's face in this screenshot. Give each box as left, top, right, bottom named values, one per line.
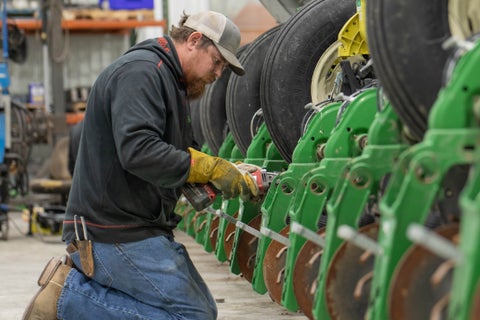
left=184, top=43, right=228, bottom=100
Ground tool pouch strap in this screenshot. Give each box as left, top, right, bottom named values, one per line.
left=67, top=240, right=95, bottom=278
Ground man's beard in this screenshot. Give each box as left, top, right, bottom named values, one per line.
left=187, top=80, right=207, bottom=100
left=186, top=73, right=216, bottom=100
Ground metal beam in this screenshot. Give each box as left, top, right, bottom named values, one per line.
left=258, top=0, right=311, bottom=23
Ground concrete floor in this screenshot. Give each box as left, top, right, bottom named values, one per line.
left=0, top=209, right=307, bottom=320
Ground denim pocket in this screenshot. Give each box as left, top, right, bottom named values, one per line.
left=92, top=245, right=115, bottom=287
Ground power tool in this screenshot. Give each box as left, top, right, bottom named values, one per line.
left=182, top=168, right=278, bottom=211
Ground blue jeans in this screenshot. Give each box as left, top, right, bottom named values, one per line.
left=57, top=235, right=218, bottom=320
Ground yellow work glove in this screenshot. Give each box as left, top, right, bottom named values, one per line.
left=187, top=148, right=258, bottom=201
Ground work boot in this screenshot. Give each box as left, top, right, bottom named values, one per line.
left=22, top=255, right=73, bottom=320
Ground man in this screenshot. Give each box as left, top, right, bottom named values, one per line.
left=23, top=11, right=257, bottom=320
left=67, top=119, right=82, bottom=177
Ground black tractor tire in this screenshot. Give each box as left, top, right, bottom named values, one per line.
left=199, top=45, right=249, bottom=156
left=226, top=25, right=281, bottom=156
left=260, top=0, right=356, bottom=163
left=366, top=0, right=452, bottom=140
left=199, top=69, right=232, bottom=156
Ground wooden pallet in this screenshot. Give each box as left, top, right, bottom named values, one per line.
left=62, top=8, right=154, bottom=21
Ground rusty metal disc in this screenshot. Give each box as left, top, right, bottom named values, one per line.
left=263, top=226, right=290, bottom=304
left=223, top=212, right=239, bottom=261
left=190, top=212, right=200, bottom=230
left=389, top=223, right=459, bottom=320
left=209, top=215, right=220, bottom=251
left=236, top=215, right=262, bottom=283
left=325, top=222, right=379, bottom=320
left=471, top=279, right=480, bottom=320
left=194, top=212, right=208, bottom=234
left=293, top=227, right=327, bottom=320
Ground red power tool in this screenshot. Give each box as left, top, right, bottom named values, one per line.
left=182, top=168, right=278, bottom=211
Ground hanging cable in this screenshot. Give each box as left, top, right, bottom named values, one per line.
left=249, top=108, right=264, bottom=139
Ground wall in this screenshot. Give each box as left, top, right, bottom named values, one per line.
left=7, top=0, right=276, bottom=99
left=8, top=32, right=128, bottom=99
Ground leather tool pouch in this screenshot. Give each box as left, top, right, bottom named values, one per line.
left=67, top=240, right=95, bottom=277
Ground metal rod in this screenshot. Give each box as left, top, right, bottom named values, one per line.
left=80, top=216, right=88, bottom=240
left=206, top=207, right=262, bottom=239
left=73, top=214, right=80, bottom=240
left=337, top=225, right=383, bottom=256
left=290, top=221, right=326, bottom=248
left=236, top=220, right=262, bottom=239
left=260, top=226, right=290, bottom=247
left=42, top=45, right=51, bottom=113
left=407, top=223, right=463, bottom=264
left=206, top=208, right=236, bottom=225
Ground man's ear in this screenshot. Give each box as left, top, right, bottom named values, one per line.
left=186, top=32, right=203, bottom=49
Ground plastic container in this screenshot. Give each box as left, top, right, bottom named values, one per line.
left=102, top=0, right=154, bottom=10
left=28, top=83, right=44, bottom=105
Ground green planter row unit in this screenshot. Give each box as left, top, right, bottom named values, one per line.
left=175, top=34, right=480, bottom=320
